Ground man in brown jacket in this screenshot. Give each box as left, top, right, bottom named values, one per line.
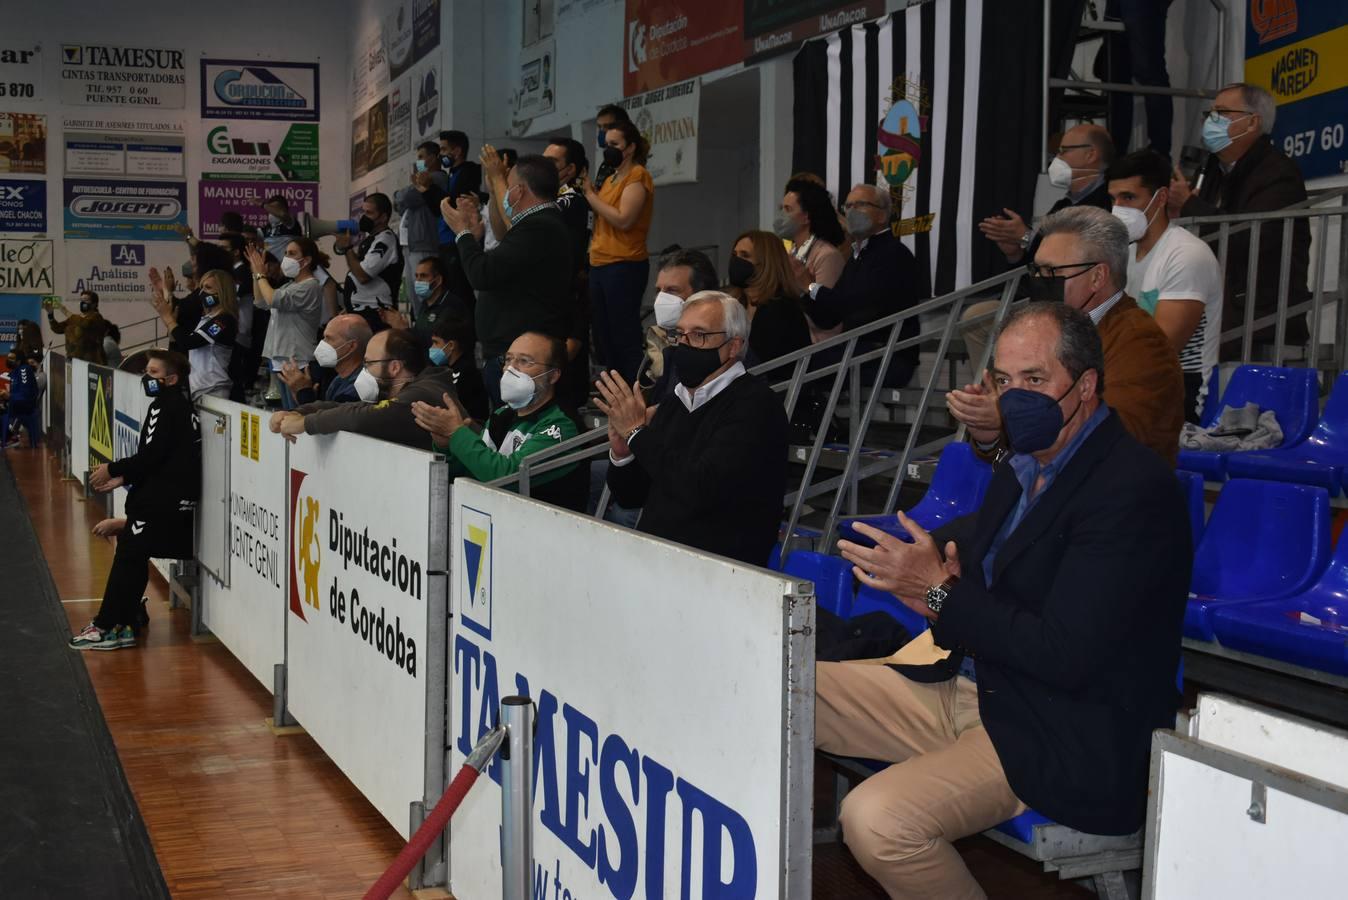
left=949, top=206, right=1183, bottom=466
left=47, top=291, right=109, bottom=365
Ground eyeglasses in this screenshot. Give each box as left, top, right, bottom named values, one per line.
left=842, top=200, right=882, bottom=211
left=502, top=353, right=547, bottom=369
left=1026, top=261, right=1101, bottom=279
left=1202, top=108, right=1254, bottom=122
left=668, top=329, right=728, bottom=349
left=1056, top=143, right=1091, bottom=154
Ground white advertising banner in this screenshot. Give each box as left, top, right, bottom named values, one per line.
left=69, top=358, right=90, bottom=483
left=58, top=44, right=187, bottom=109
left=196, top=396, right=288, bottom=691
left=0, top=238, right=54, bottom=295
left=64, top=240, right=183, bottom=305
left=448, top=482, right=814, bottom=899
left=619, top=79, right=700, bottom=186
left=351, top=27, right=389, bottom=114
left=0, top=41, right=43, bottom=101
left=285, top=432, right=448, bottom=836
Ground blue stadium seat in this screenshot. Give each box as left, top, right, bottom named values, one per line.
left=1211, top=528, right=1348, bottom=677
left=993, top=810, right=1054, bottom=843
left=1184, top=479, right=1331, bottom=641
left=838, top=443, right=993, bottom=546
left=771, top=549, right=855, bottom=618
left=1225, top=372, right=1348, bottom=496
left=850, top=584, right=931, bottom=640
left=1177, top=365, right=1319, bottom=480
left=1175, top=469, right=1207, bottom=545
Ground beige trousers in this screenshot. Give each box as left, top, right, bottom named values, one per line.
left=959, top=299, right=1004, bottom=375
left=817, top=654, right=1026, bottom=899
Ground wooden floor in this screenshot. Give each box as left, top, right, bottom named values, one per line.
left=10, top=444, right=1089, bottom=900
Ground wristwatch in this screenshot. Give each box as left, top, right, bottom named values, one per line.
left=625, top=425, right=644, bottom=444
left=925, top=575, right=959, bottom=617
left=1017, top=229, right=1034, bottom=251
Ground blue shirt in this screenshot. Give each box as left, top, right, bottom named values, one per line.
left=981, top=404, right=1110, bottom=586
left=325, top=371, right=360, bottom=403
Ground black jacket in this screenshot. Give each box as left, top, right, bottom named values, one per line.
left=804, top=229, right=924, bottom=368
left=298, top=366, right=458, bottom=450
left=455, top=206, right=574, bottom=358
left=1182, top=137, right=1310, bottom=345
left=905, top=411, right=1190, bottom=835
left=108, top=387, right=201, bottom=521
left=608, top=371, right=788, bottom=567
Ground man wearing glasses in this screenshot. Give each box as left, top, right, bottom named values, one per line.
left=949, top=206, right=1183, bottom=466
left=596, top=292, right=789, bottom=566
left=1169, top=82, right=1310, bottom=354
left=412, top=331, right=581, bottom=510
left=793, top=183, right=924, bottom=388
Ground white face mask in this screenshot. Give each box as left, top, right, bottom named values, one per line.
left=653, top=291, right=685, bottom=329
left=312, top=339, right=347, bottom=369
left=280, top=256, right=302, bottom=279
left=1047, top=156, right=1076, bottom=190
left=353, top=367, right=381, bottom=401
left=1111, top=191, right=1162, bottom=243
left=500, top=365, right=552, bottom=410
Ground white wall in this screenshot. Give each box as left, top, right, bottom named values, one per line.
left=3, top=0, right=351, bottom=351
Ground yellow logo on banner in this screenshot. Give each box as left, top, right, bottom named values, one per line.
left=299, top=496, right=322, bottom=611
left=249, top=413, right=260, bottom=461
left=239, top=411, right=249, bottom=457
left=89, top=377, right=112, bottom=460
left=1246, top=23, right=1348, bottom=105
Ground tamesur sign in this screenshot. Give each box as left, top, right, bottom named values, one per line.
left=59, top=44, right=187, bottom=109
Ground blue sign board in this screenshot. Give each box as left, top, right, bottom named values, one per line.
left=0, top=179, right=46, bottom=233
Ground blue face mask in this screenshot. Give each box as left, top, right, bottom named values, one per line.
left=998, top=375, right=1084, bottom=454
left=596, top=127, right=607, bottom=149
left=1202, top=112, right=1253, bottom=154
left=428, top=345, right=448, bottom=366
left=415, top=158, right=427, bottom=173
left=502, top=186, right=517, bottom=219
left=413, top=279, right=433, bottom=298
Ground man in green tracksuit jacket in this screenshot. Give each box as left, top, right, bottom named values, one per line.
left=412, top=331, right=581, bottom=509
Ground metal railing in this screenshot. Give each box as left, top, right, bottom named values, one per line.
left=1173, top=186, right=1348, bottom=371
left=488, top=267, right=1025, bottom=560
left=48, top=314, right=166, bottom=364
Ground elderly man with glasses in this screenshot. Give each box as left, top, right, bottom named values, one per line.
left=1168, top=82, right=1311, bottom=353
left=948, top=205, right=1183, bottom=466
left=791, top=182, right=926, bottom=388
left=596, top=291, right=789, bottom=566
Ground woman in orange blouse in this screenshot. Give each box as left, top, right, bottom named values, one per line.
left=582, top=120, right=654, bottom=384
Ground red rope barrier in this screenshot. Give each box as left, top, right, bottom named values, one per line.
left=362, top=764, right=482, bottom=900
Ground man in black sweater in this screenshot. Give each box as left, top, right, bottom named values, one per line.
left=1169, top=82, right=1310, bottom=351
left=74, top=350, right=202, bottom=650
left=597, top=292, right=789, bottom=567
left=440, top=154, right=574, bottom=409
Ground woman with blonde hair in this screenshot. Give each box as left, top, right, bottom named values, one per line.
left=150, top=266, right=237, bottom=399
left=726, top=230, right=810, bottom=379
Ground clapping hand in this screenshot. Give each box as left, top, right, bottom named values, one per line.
left=978, top=208, right=1029, bottom=259
left=594, top=371, right=648, bottom=443
left=163, top=265, right=177, bottom=294
left=90, top=463, right=124, bottom=493
left=480, top=144, right=506, bottom=184
left=439, top=194, right=482, bottom=238
left=411, top=392, right=467, bottom=445
left=1168, top=165, right=1192, bottom=217
left=278, top=358, right=314, bottom=393
left=838, top=514, right=959, bottom=620
left=244, top=244, right=268, bottom=274
left=946, top=372, right=1002, bottom=444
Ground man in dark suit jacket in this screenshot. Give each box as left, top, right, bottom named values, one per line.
left=1169, top=83, right=1309, bottom=349
left=818, top=301, right=1190, bottom=898
left=440, top=155, right=574, bottom=408
left=797, top=183, right=925, bottom=387
left=596, top=292, right=789, bottom=567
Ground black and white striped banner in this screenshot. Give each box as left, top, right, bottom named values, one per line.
left=793, top=0, right=1043, bottom=296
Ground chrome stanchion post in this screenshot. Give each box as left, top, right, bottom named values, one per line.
left=500, top=696, right=534, bottom=900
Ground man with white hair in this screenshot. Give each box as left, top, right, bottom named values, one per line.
left=1169, top=82, right=1310, bottom=351
left=793, top=183, right=925, bottom=387
left=595, top=291, right=789, bottom=565
left=948, top=205, right=1184, bottom=465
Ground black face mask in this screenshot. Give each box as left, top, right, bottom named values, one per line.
left=727, top=256, right=755, bottom=289
left=202, top=293, right=219, bottom=309
left=440, top=154, right=454, bottom=169
left=1025, top=274, right=1065, bottom=303
left=601, top=146, right=624, bottom=169
left=672, top=343, right=727, bottom=390
left=142, top=374, right=165, bottom=398
left=79, top=301, right=92, bottom=313
left=358, top=214, right=375, bottom=234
